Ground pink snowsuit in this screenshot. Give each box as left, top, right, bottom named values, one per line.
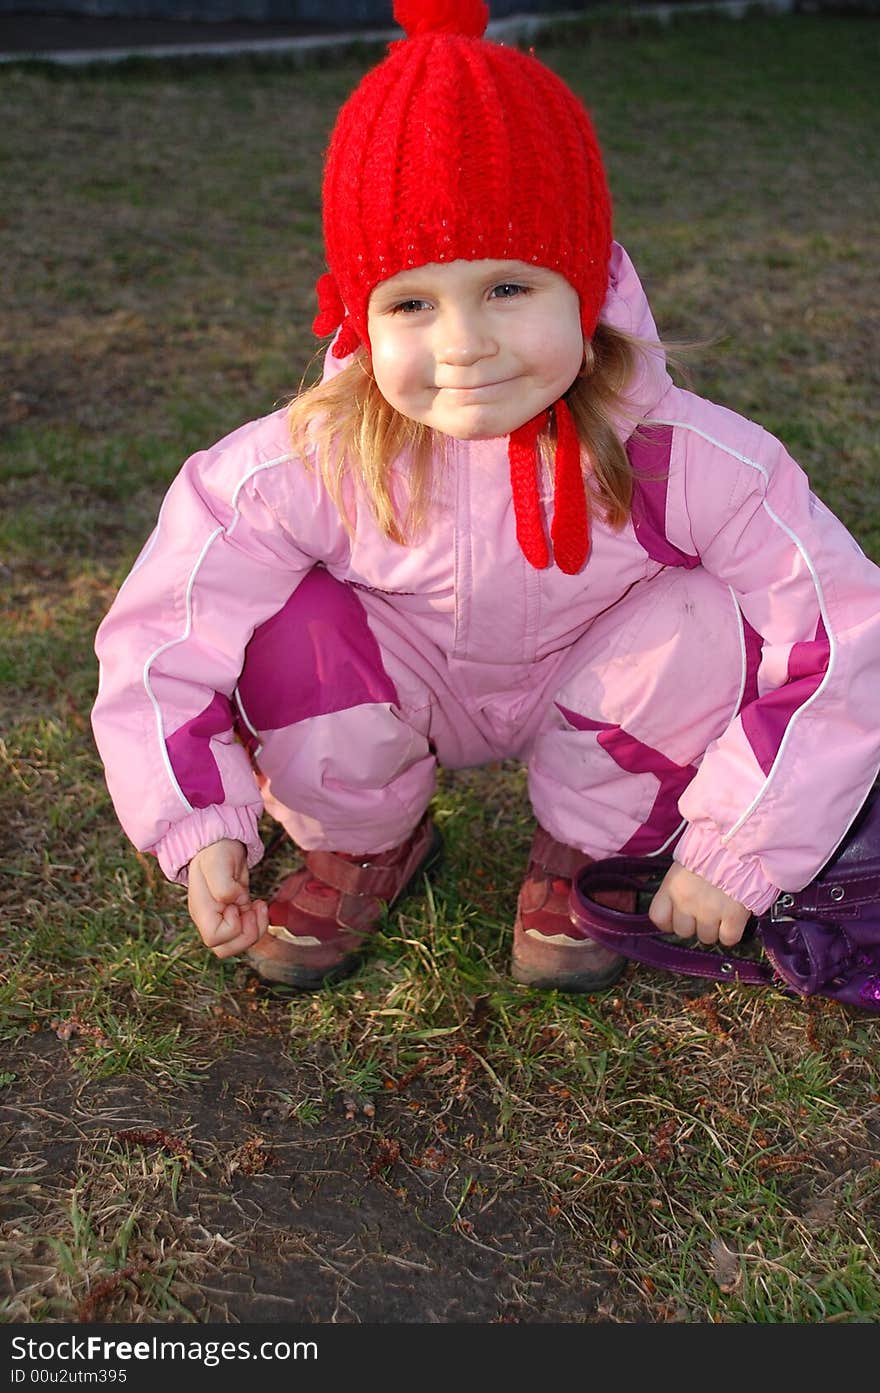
left=91, top=244, right=880, bottom=915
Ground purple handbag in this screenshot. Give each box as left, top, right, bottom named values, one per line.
left=570, top=784, right=880, bottom=1011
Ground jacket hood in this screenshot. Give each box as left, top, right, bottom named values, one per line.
left=599, top=242, right=672, bottom=437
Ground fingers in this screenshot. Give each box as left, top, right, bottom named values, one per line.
left=190, top=891, right=270, bottom=959
left=649, top=887, right=698, bottom=940
left=205, top=898, right=270, bottom=959
left=187, top=840, right=270, bottom=959
left=718, top=909, right=750, bottom=948
left=200, top=856, right=249, bottom=912
left=648, top=885, right=674, bottom=933
left=648, top=866, right=751, bottom=947
left=695, top=917, right=717, bottom=946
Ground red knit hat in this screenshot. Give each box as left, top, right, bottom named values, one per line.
left=312, top=0, right=614, bottom=574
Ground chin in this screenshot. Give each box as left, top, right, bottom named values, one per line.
left=439, top=424, right=504, bottom=442
left=431, top=413, right=521, bottom=442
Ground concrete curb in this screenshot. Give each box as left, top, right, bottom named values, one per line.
left=0, top=11, right=575, bottom=66
left=0, top=2, right=796, bottom=67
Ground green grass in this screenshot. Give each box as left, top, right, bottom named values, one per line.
left=1, top=12, right=879, bottom=1324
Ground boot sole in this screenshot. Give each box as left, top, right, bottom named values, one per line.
left=511, top=889, right=630, bottom=994
left=247, top=825, right=445, bottom=990
left=510, top=950, right=627, bottom=994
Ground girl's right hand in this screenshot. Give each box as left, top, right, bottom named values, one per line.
left=187, top=839, right=269, bottom=959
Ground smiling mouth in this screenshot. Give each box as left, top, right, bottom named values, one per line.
left=438, top=379, right=514, bottom=393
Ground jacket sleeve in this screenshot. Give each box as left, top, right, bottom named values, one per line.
left=91, top=424, right=345, bottom=883
left=669, top=412, right=880, bottom=913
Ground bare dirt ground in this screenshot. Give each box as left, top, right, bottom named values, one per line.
left=2, top=995, right=621, bottom=1324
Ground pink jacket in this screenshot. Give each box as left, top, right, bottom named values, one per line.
left=92, top=244, right=880, bottom=912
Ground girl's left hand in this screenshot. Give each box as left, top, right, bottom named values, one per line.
left=649, top=864, right=751, bottom=947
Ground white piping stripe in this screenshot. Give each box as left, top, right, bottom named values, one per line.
left=228, top=453, right=293, bottom=535
left=140, top=449, right=294, bottom=811
left=651, top=419, right=836, bottom=845
left=649, top=418, right=769, bottom=470
left=233, top=686, right=260, bottom=741
left=728, top=584, right=749, bottom=718
left=649, top=818, right=687, bottom=857
left=724, top=497, right=836, bottom=841
left=143, top=525, right=222, bottom=814
left=233, top=687, right=263, bottom=755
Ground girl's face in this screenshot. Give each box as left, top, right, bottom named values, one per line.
left=366, top=259, right=584, bottom=440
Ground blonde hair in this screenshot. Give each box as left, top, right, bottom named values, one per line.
left=287, top=321, right=652, bottom=544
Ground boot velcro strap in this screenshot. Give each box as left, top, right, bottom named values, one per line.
left=306, top=847, right=409, bottom=900
left=530, top=827, right=593, bottom=880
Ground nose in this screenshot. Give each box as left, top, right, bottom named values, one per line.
left=436, top=306, right=497, bottom=366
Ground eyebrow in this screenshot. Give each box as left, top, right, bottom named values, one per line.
left=371, top=264, right=545, bottom=305
left=366, top=282, right=426, bottom=312
left=372, top=283, right=427, bottom=302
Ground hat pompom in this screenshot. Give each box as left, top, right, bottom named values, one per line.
left=393, top=0, right=489, bottom=40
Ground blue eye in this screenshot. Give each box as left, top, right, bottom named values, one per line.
left=491, top=283, right=528, bottom=299
left=390, top=299, right=430, bottom=315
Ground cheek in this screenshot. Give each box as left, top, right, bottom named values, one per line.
left=370, top=333, right=420, bottom=407
left=369, top=353, right=394, bottom=407
left=551, top=314, right=586, bottom=383
left=539, top=286, right=585, bottom=382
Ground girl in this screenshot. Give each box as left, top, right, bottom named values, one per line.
left=92, top=0, right=880, bottom=994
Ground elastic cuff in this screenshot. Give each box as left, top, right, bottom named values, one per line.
left=673, top=824, right=780, bottom=915
left=155, top=805, right=264, bottom=884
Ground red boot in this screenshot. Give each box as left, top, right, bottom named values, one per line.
left=512, top=825, right=629, bottom=992
left=246, top=816, right=442, bottom=988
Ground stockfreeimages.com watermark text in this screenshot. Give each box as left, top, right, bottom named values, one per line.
left=11, top=1336, right=316, bottom=1375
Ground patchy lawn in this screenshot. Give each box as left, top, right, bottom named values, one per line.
left=2, top=12, right=879, bottom=1324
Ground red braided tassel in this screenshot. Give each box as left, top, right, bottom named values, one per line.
left=313, top=273, right=362, bottom=358
left=313, top=272, right=346, bottom=336
left=332, top=317, right=361, bottom=359
left=508, top=409, right=550, bottom=570
left=550, top=397, right=589, bottom=574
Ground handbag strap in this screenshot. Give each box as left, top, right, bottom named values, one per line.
left=774, top=870, right=880, bottom=918
left=573, top=857, right=775, bottom=986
